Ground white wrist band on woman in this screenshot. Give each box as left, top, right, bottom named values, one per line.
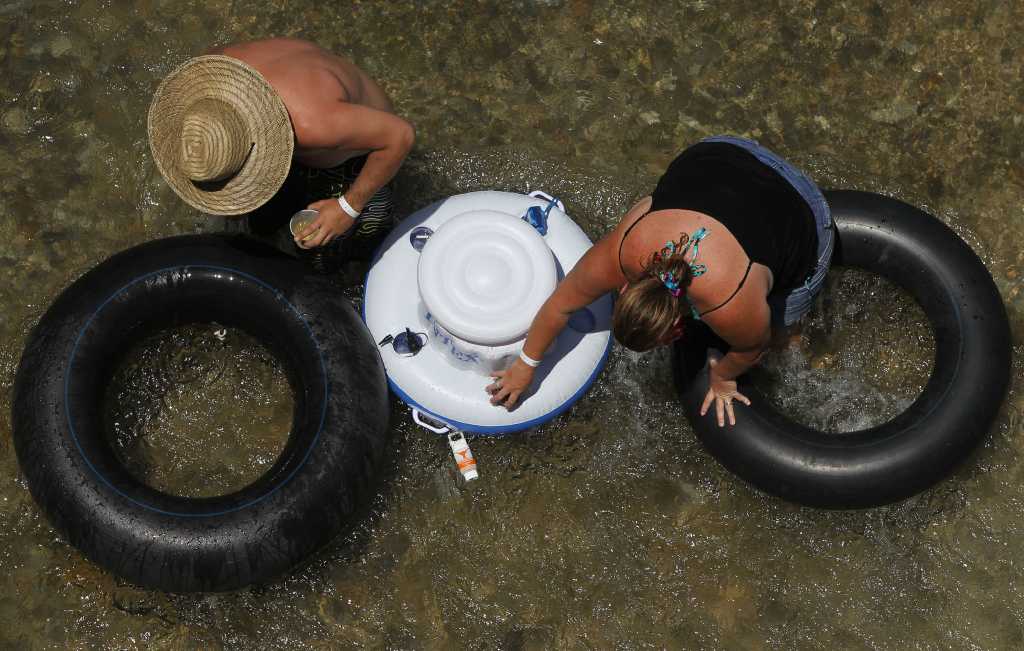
left=338, top=195, right=361, bottom=220
left=519, top=350, right=542, bottom=368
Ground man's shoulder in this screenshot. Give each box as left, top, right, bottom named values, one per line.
left=217, top=37, right=319, bottom=57
left=260, top=52, right=350, bottom=108
left=217, top=39, right=343, bottom=83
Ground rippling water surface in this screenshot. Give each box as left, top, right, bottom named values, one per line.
left=104, top=325, right=292, bottom=498
left=1, top=1, right=1022, bottom=648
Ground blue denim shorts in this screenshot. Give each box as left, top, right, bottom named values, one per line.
left=702, top=135, right=834, bottom=327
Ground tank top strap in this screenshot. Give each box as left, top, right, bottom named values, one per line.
left=617, top=210, right=654, bottom=281
left=695, top=259, right=753, bottom=320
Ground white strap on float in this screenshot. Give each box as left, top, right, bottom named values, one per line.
left=411, top=408, right=450, bottom=434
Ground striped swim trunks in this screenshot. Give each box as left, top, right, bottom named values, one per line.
left=240, top=154, right=397, bottom=269
left=295, top=154, right=396, bottom=242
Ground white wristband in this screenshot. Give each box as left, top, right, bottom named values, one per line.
left=519, top=350, right=542, bottom=368
left=338, top=195, right=361, bottom=220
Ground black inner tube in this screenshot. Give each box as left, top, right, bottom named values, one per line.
left=673, top=190, right=1011, bottom=508
left=66, top=265, right=326, bottom=516
left=13, top=235, right=389, bottom=591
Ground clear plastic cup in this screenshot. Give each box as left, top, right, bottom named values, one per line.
left=289, top=209, right=319, bottom=247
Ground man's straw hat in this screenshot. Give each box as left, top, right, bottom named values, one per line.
left=148, top=55, right=294, bottom=215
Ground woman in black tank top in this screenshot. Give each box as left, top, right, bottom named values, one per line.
left=488, top=137, right=833, bottom=428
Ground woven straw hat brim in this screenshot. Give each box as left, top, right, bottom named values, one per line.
left=148, top=55, right=294, bottom=216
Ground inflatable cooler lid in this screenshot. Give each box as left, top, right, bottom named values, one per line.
left=417, top=209, right=557, bottom=346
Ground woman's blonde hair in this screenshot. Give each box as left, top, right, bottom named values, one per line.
left=612, top=233, right=696, bottom=352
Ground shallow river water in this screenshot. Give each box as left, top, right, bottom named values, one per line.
left=1, top=1, right=1022, bottom=649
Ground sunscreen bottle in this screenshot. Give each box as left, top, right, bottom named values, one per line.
left=447, top=431, right=478, bottom=481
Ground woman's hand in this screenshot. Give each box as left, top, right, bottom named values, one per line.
left=295, top=199, right=358, bottom=249
left=487, top=358, right=535, bottom=410
left=699, top=352, right=751, bottom=427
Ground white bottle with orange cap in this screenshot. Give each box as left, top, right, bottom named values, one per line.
left=447, top=431, right=478, bottom=481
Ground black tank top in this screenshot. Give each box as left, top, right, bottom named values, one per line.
left=649, top=141, right=818, bottom=295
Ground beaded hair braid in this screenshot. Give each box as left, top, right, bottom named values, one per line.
left=643, top=230, right=708, bottom=297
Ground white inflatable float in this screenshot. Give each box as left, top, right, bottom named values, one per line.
left=364, top=190, right=613, bottom=435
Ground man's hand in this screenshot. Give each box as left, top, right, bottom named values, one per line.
left=295, top=198, right=358, bottom=249
left=487, top=358, right=535, bottom=410
left=699, top=351, right=752, bottom=427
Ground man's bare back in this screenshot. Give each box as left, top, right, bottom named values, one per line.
left=212, top=38, right=396, bottom=168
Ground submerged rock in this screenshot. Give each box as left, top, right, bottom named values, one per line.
left=49, top=35, right=73, bottom=58
left=2, top=108, right=31, bottom=135
left=869, top=98, right=918, bottom=124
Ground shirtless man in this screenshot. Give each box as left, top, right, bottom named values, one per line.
left=148, top=38, right=414, bottom=258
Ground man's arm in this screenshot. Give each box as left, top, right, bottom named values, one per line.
left=300, top=102, right=415, bottom=210
left=296, top=103, right=414, bottom=247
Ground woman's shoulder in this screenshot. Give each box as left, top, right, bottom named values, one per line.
left=616, top=204, right=720, bottom=278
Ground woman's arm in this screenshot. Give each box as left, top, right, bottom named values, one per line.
left=487, top=233, right=623, bottom=408
left=697, top=272, right=772, bottom=426
left=519, top=196, right=653, bottom=360
left=704, top=300, right=771, bottom=378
